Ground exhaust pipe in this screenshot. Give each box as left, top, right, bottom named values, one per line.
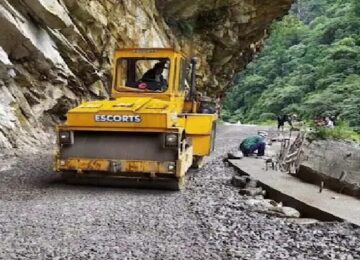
left=190, top=58, right=197, bottom=100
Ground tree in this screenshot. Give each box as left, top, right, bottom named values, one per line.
left=223, top=0, right=360, bottom=131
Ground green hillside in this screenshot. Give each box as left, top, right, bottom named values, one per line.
left=223, top=0, right=360, bottom=132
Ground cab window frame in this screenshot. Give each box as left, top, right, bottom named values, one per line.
left=115, top=57, right=171, bottom=93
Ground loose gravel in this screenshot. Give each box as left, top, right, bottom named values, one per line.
left=0, top=125, right=359, bottom=260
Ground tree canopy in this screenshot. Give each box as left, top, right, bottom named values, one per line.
left=224, top=0, right=360, bottom=132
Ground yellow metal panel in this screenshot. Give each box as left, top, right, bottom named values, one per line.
left=114, top=48, right=184, bottom=59
left=113, top=102, right=134, bottom=108
left=145, top=103, right=168, bottom=109
left=64, top=159, right=110, bottom=172
left=71, top=97, right=177, bottom=114
left=191, top=135, right=212, bottom=156
left=72, top=98, right=152, bottom=113
left=57, top=158, right=175, bottom=174
left=79, top=103, right=103, bottom=109
left=176, top=117, right=186, bottom=129
left=183, top=101, right=193, bottom=113
left=66, top=113, right=169, bottom=129
left=58, top=125, right=180, bottom=133
left=184, top=114, right=216, bottom=134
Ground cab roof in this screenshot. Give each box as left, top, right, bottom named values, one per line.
left=115, top=48, right=188, bottom=58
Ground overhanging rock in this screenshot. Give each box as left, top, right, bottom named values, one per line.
left=0, top=0, right=294, bottom=150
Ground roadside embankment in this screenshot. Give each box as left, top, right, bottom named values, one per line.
left=298, top=139, right=360, bottom=198
left=227, top=130, right=360, bottom=226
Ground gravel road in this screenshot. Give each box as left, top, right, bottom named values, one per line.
left=0, top=125, right=359, bottom=260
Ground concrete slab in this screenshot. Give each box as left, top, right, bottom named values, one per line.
left=229, top=158, right=360, bottom=226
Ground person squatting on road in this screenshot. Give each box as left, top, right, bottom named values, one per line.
left=239, top=131, right=268, bottom=157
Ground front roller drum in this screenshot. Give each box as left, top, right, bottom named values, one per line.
left=60, top=172, right=186, bottom=191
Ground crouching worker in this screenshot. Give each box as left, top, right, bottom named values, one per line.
left=239, top=131, right=268, bottom=157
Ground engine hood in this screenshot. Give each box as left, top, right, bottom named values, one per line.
left=65, top=97, right=178, bottom=130
left=73, top=97, right=171, bottom=113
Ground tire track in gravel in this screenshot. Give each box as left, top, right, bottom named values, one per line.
left=0, top=125, right=359, bottom=260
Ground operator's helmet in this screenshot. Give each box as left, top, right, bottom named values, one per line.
left=154, top=61, right=166, bottom=69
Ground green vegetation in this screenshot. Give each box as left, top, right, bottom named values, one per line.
left=223, top=0, right=360, bottom=136
left=311, top=122, right=360, bottom=142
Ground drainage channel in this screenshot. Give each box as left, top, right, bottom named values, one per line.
left=229, top=160, right=347, bottom=224
left=255, top=180, right=342, bottom=222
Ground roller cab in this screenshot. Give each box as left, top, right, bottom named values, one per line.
left=54, top=48, right=217, bottom=190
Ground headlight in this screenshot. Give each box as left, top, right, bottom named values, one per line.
left=59, top=131, right=74, bottom=145
left=164, top=133, right=178, bottom=147
left=167, top=162, right=176, bottom=172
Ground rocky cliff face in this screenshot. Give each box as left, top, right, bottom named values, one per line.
left=157, top=0, right=293, bottom=96
left=0, top=0, right=293, bottom=151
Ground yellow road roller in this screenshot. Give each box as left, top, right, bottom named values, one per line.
left=54, top=48, right=217, bottom=190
